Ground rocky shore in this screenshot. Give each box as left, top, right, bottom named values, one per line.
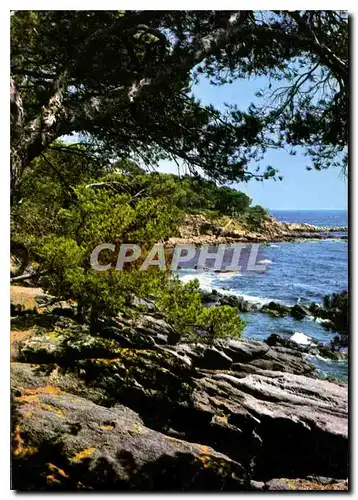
left=202, top=289, right=348, bottom=362
left=166, top=214, right=348, bottom=246
left=11, top=287, right=348, bottom=491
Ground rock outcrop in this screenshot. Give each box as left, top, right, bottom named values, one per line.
left=167, top=214, right=348, bottom=247
left=11, top=308, right=348, bottom=491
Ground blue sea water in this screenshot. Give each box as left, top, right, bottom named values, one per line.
left=178, top=210, right=348, bottom=381
left=271, top=209, right=348, bottom=227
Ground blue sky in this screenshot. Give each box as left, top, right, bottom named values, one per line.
left=158, top=76, right=348, bottom=211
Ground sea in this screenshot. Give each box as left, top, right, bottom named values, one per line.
left=177, top=210, right=348, bottom=381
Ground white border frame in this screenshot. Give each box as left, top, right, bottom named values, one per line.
left=2, top=3, right=354, bottom=498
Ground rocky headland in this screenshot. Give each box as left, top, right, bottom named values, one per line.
left=166, top=214, right=348, bottom=247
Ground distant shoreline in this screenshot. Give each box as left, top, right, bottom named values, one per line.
left=167, top=214, right=348, bottom=247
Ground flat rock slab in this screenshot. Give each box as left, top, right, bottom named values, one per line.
left=12, top=381, right=248, bottom=491
left=193, top=370, right=347, bottom=479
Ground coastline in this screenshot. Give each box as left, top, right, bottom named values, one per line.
left=166, top=214, right=348, bottom=247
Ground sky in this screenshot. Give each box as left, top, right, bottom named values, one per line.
left=157, top=76, right=348, bottom=211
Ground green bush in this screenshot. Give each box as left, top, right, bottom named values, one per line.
left=12, top=149, right=246, bottom=342
left=157, top=278, right=245, bottom=343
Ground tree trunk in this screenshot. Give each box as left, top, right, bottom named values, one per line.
left=10, top=75, right=70, bottom=202
left=11, top=137, right=45, bottom=201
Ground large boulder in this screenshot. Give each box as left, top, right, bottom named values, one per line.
left=192, top=371, right=348, bottom=480
left=11, top=371, right=248, bottom=490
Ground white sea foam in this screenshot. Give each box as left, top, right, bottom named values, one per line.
left=219, top=289, right=276, bottom=307
left=315, top=317, right=332, bottom=325
left=177, top=271, right=285, bottom=307
left=313, top=354, right=346, bottom=364
left=214, top=272, right=240, bottom=281
left=178, top=272, right=214, bottom=291
left=290, top=332, right=313, bottom=345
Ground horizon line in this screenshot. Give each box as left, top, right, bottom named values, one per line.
left=269, top=208, right=347, bottom=211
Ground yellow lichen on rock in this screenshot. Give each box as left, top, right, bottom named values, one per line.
left=70, top=448, right=96, bottom=463
left=213, top=414, right=229, bottom=425
left=13, top=424, right=38, bottom=458
left=47, top=463, right=69, bottom=478
left=46, top=474, right=61, bottom=485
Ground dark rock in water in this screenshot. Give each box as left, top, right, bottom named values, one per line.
left=290, top=304, right=310, bottom=320
left=261, top=301, right=290, bottom=317
left=266, top=333, right=347, bottom=362
left=201, top=290, right=258, bottom=313
left=219, top=295, right=258, bottom=313
left=309, top=301, right=323, bottom=315
left=258, top=301, right=311, bottom=321
left=201, top=289, right=220, bottom=304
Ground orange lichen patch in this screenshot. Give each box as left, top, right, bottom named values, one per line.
left=12, top=424, right=38, bottom=458
left=16, top=393, right=39, bottom=404
left=47, top=463, right=69, bottom=478
left=37, top=385, right=62, bottom=395
left=10, top=286, right=44, bottom=312
left=100, top=424, right=116, bottom=431
left=199, top=445, right=210, bottom=454
left=18, top=385, right=61, bottom=396
left=70, top=448, right=96, bottom=463
left=198, top=444, right=212, bottom=469
left=46, top=474, right=61, bottom=485
left=40, top=402, right=66, bottom=416
left=13, top=385, right=63, bottom=417
left=213, top=414, right=228, bottom=425
left=89, top=358, right=123, bottom=365
left=199, top=455, right=211, bottom=469
left=14, top=385, right=62, bottom=404
left=11, top=329, right=33, bottom=360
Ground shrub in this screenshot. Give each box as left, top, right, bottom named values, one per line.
left=157, top=278, right=245, bottom=343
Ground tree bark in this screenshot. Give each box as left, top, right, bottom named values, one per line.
left=10, top=75, right=70, bottom=201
